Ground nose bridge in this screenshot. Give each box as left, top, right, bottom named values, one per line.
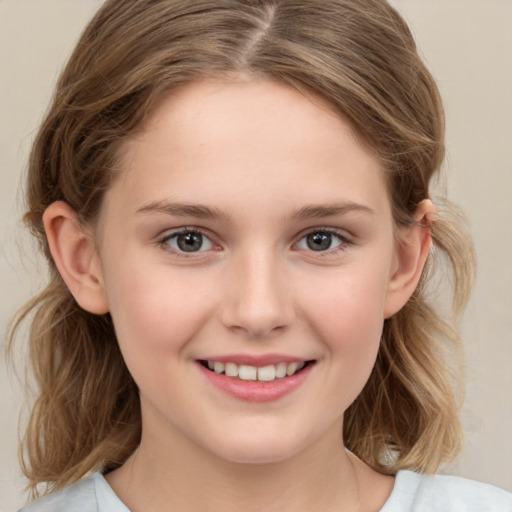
left=221, top=244, right=294, bottom=338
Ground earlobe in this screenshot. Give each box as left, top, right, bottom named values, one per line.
left=43, top=201, right=109, bottom=314
left=384, top=199, right=435, bottom=318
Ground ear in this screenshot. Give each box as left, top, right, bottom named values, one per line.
left=43, top=201, right=109, bottom=314
left=384, top=200, right=435, bottom=318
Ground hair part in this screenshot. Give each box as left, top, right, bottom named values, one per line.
left=7, top=0, right=475, bottom=496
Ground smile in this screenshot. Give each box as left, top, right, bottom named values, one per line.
left=202, top=361, right=309, bottom=382
left=198, top=358, right=315, bottom=402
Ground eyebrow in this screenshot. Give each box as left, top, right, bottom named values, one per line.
left=136, top=201, right=231, bottom=221
left=136, top=200, right=374, bottom=221
left=292, top=202, right=375, bottom=219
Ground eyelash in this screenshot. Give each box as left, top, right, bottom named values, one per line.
left=295, top=228, right=351, bottom=257
left=158, top=227, right=352, bottom=257
left=159, top=227, right=215, bottom=256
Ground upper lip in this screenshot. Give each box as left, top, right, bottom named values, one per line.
left=198, top=353, right=312, bottom=366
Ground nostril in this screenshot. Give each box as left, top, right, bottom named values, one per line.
left=219, top=265, right=295, bottom=337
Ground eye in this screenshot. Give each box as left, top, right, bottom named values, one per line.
left=296, top=230, right=344, bottom=252
left=162, top=229, right=214, bottom=253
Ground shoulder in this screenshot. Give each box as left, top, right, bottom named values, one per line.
left=18, top=475, right=97, bottom=512
left=381, top=470, right=512, bottom=512
left=18, top=473, right=129, bottom=512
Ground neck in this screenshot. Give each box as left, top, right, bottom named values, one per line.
left=107, top=421, right=372, bottom=512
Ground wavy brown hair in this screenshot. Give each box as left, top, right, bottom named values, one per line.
left=8, top=0, right=475, bottom=496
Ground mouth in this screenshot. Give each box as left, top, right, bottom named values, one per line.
left=199, top=360, right=314, bottom=382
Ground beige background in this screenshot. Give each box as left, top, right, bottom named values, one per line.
left=1, top=0, right=511, bottom=509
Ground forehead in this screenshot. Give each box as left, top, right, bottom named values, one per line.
left=131, top=77, right=354, bottom=159
left=106, top=78, right=391, bottom=222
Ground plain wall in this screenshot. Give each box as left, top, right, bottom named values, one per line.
left=1, top=1, right=511, bottom=509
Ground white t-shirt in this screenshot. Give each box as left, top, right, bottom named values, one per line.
left=18, top=470, right=512, bottom=511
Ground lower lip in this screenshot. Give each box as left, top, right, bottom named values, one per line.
left=197, top=362, right=313, bottom=402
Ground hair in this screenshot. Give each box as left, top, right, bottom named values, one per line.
left=8, top=0, right=475, bottom=497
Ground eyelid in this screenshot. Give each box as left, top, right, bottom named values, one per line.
left=156, top=225, right=354, bottom=258
left=294, top=227, right=353, bottom=255
left=158, top=226, right=218, bottom=255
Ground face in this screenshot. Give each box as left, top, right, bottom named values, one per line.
left=94, top=78, right=403, bottom=464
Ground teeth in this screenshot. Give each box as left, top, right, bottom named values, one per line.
left=213, top=362, right=224, bottom=374
left=286, top=362, right=299, bottom=376
left=286, top=361, right=305, bottom=376
left=275, top=362, right=287, bottom=378
left=257, top=365, right=276, bottom=381
left=238, top=365, right=257, bottom=380
left=205, top=360, right=307, bottom=381
left=224, top=362, right=238, bottom=377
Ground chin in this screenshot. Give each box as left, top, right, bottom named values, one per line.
left=202, top=427, right=315, bottom=466
left=216, top=445, right=298, bottom=466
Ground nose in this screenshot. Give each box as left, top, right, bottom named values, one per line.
left=219, top=248, right=295, bottom=339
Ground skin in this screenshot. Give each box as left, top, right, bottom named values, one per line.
left=44, top=77, right=433, bottom=512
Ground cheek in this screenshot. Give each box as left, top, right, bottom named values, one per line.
left=302, top=262, right=389, bottom=330
left=298, top=262, right=390, bottom=369
left=103, top=263, right=215, bottom=359
left=308, top=275, right=388, bottom=410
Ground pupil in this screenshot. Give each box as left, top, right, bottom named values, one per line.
left=177, top=232, right=202, bottom=252
left=307, top=232, right=331, bottom=251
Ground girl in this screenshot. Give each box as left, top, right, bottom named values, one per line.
left=7, top=0, right=511, bottom=510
